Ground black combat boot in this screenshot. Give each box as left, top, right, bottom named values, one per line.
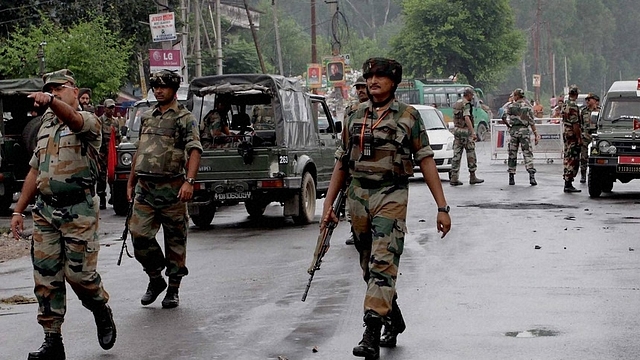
left=28, top=333, right=65, bottom=360
left=93, top=304, right=116, bottom=350
left=161, top=288, right=180, bottom=309
left=141, top=276, right=167, bottom=306
left=529, top=170, right=537, bottom=186
left=99, top=194, right=107, bottom=210
left=580, top=170, right=586, bottom=183
left=353, top=310, right=383, bottom=359
left=509, top=173, right=515, bottom=185
left=564, top=181, right=581, bottom=193
left=380, top=296, right=406, bottom=348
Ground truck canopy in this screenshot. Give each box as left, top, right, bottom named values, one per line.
left=188, top=74, right=317, bottom=149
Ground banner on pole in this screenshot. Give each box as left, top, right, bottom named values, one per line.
left=149, top=12, right=177, bottom=42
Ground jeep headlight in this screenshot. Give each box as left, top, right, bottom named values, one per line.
left=120, top=152, right=133, bottom=166
left=598, top=140, right=616, bottom=154
left=446, top=138, right=454, bottom=151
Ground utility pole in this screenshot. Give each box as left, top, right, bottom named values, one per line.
left=244, top=0, right=266, bottom=74
left=311, top=0, right=317, bottom=64
left=194, top=0, right=202, bottom=77
left=180, top=0, right=189, bottom=82
left=215, top=0, right=223, bottom=75
left=157, top=0, right=172, bottom=51
left=533, top=0, right=541, bottom=103
left=272, top=0, right=284, bottom=75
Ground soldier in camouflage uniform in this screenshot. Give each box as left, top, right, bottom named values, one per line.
left=504, top=89, right=540, bottom=186
left=579, top=93, right=600, bottom=183
left=127, top=70, right=203, bottom=309
left=450, top=87, right=484, bottom=186
left=322, top=58, right=451, bottom=359
left=97, top=99, right=122, bottom=209
left=343, top=76, right=369, bottom=245
left=200, top=101, right=231, bottom=148
left=11, top=69, right=116, bottom=359
left=563, top=85, right=583, bottom=192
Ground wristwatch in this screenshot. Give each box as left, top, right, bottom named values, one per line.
left=44, top=92, right=54, bottom=105
left=185, top=178, right=195, bottom=185
left=437, top=205, right=450, bottom=214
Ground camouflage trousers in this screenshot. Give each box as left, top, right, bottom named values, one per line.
left=563, top=130, right=581, bottom=181
left=507, top=127, right=535, bottom=174
left=130, top=177, right=189, bottom=279
left=579, top=133, right=592, bottom=174
left=451, top=128, right=478, bottom=177
left=31, top=193, right=109, bottom=333
left=348, top=178, right=407, bottom=317
left=97, top=151, right=110, bottom=197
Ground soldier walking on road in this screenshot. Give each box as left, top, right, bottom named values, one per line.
left=579, top=93, right=600, bottom=183
left=344, top=76, right=369, bottom=246
left=97, top=99, right=121, bottom=209
left=322, top=58, right=451, bottom=359
left=11, top=69, right=116, bottom=359
left=450, top=87, right=484, bottom=186
left=562, top=85, right=583, bottom=192
left=127, top=70, right=202, bottom=309
left=504, top=89, right=540, bottom=186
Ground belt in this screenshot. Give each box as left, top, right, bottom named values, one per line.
left=353, top=177, right=408, bottom=189
left=39, top=189, right=93, bottom=208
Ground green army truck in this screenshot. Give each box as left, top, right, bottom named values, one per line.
left=0, top=78, right=45, bottom=212
left=588, top=79, right=640, bottom=197
left=113, top=74, right=341, bottom=227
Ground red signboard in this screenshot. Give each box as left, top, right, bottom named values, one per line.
left=149, top=49, right=181, bottom=67
left=618, top=156, right=640, bottom=164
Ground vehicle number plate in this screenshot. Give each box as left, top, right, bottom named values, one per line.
left=214, top=191, right=251, bottom=201
left=187, top=204, right=199, bottom=215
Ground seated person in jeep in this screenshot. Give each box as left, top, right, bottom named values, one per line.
left=200, top=101, right=231, bottom=148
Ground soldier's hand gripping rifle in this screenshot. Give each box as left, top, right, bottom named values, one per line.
left=117, top=201, right=134, bottom=266
left=301, top=189, right=345, bottom=302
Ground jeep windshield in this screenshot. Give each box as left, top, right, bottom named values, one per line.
left=602, top=98, right=640, bottom=123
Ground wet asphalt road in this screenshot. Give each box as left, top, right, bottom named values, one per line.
left=2, top=141, right=640, bottom=359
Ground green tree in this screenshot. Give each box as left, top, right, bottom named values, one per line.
left=0, top=15, right=132, bottom=101
left=391, top=0, right=525, bottom=88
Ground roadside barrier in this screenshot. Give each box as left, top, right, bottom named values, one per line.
left=490, top=118, right=563, bottom=164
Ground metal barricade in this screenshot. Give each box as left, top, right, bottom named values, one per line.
left=490, top=118, right=563, bottom=164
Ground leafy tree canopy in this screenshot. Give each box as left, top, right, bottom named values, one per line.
left=391, top=0, right=525, bottom=89
left=0, top=15, right=133, bottom=101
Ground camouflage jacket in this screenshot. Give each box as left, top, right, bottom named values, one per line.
left=30, top=109, right=101, bottom=195
left=200, top=110, right=229, bottom=148
left=99, top=114, right=122, bottom=152
left=134, top=100, right=203, bottom=177
left=562, top=99, right=580, bottom=126
left=336, top=99, right=434, bottom=182
left=507, top=99, right=535, bottom=128
left=580, top=105, right=600, bottom=134
left=452, top=98, right=472, bottom=128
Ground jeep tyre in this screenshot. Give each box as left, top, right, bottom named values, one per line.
left=190, top=202, right=216, bottom=228
left=22, top=116, right=42, bottom=155
left=476, top=122, right=489, bottom=142
left=292, top=172, right=316, bottom=225
left=245, top=200, right=268, bottom=218
left=588, top=168, right=602, bottom=198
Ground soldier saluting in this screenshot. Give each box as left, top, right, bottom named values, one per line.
left=321, top=58, right=451, bottom=359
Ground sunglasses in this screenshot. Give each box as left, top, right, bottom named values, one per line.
left=50, top=84, right=76, bottom=92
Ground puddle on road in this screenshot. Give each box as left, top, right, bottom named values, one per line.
left=460, top=202, right=577, bottom=210
left=504, top=329, right=559, bottom=338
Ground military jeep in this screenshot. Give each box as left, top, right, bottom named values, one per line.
left=186, top=74, right=340, bottom=227
left=588, top=80, right=640, bottom=197
left=0, top=78, right=45, bottom=212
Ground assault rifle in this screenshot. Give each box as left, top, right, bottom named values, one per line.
left=301, top=189, right=345, bottom=302
left=117, top=201, right=134, bottom=266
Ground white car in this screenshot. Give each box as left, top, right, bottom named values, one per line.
left=412, top=104, right=454, bottom=174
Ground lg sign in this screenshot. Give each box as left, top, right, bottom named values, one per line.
left=149, top=50, right=181, bottom=67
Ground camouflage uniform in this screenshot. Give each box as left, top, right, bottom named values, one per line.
left=129, top=100, right=202, bottom=285
left=336, top=99, right=433, bottom=317
left=30, top=105, right=107, bottom=333
left=200, top=109, right=228, bottom=148
left=506, top=99, right=536, bottom=174
left=579, top=103, right=600, bottom=179
left=563, top=98, right=582, bottom=183
left=451, top=98, right=478, bottom=178
left=97, top=112, right=121, bottom=204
